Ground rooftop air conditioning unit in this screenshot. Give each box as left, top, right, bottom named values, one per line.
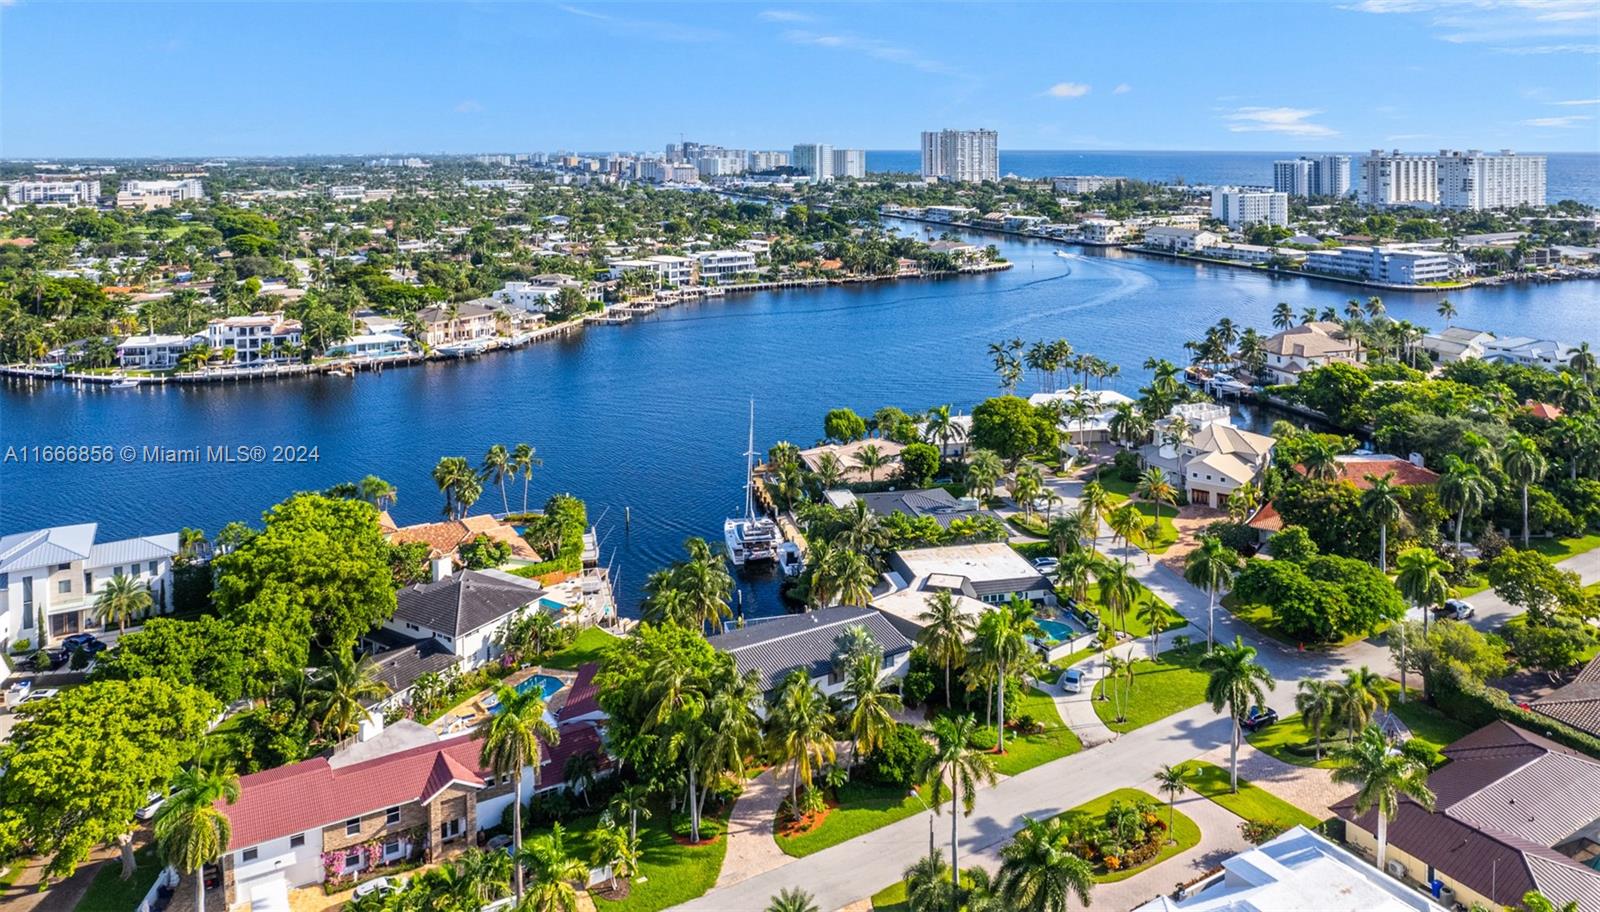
left=1385, top=859, right=1407, bottom=878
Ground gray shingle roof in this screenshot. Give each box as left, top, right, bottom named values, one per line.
left=394, top=569, right=542, bottom=638
left=857, top=488, right=993, bottom=529
left=706, top=606, right=912, bottom=692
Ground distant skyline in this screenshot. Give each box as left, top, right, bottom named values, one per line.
left=3, top=1, right=1598, bottom=158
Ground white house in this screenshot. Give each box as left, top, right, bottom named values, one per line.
left=886, top=543, right=1053, bottom=610
left=491, top=276, right=595, bottom=313
left=1261, top=321, right=1364, bottom=384
left=704, top=605, right=912, bottom=707
left=607, top=255, right=695, bottom=286
left=1143, top=227, right=1221, bottom=254
left=691, top=249, right=759, bottom=284
left=1420, top=327, right=1495, bottom=363
left=1077, top=219, right=1131, bottom=244
left=326, top=332, right=412, bottom=358
left=1483, top=336, right=1581, bottom=371
left=0, top=523, right=179, bottom=646
left=116, top=333, right=196, bottom=369
left=380, top=565, right=547, bottom=671
left=202, top=313, right=303, bottom=364
left=1028, top=388, right=1137, bottom=446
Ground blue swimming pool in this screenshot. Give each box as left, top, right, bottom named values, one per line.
left=490, top=673, right=564, bottom=713
left=1034, top=619, right=1078, bottom=644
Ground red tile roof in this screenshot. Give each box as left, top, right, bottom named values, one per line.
left=1527, top=401, right=1565, bottom=421
left=556, top=662, right=601, bottom=723
left=1246, top=502, right=1283, bottom=533
left=1296, top=456, right=1440, bottom=488
left=223, top=722, right=604, bottom=851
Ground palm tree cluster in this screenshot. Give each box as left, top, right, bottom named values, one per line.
left=1292, top=665, right=1394, bottom=761
left=432, top=442, right=541, bottom=519
left=990, top=337, right=1120, bottom=396
left=641, top=537, right=736, bottom=633
left=1184, top=317, right=1267, bottom=379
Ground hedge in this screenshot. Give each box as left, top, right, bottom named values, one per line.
left=1430, top=661, right=1600, bottom=758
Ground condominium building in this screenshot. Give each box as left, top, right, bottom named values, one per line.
left=1314, top=154, right=1352, bottom=197
left=1272, top=159, right=1313, bottom=197
left=637, top=160, right=698, bottom=184
left=1053, top=175, right=1120, bottom=194
left=1359, top=150, right=1438, bottom=206
left=746, top=150, right=789, bottom=172
left=2, top=179, right=101, bottom=207
left=791, top=143, right=834, bottom=181
left=1209, top=188, right=1289, bottom=227
left=920, top=129, right=999, bottom=183
left=122, top=178, right=205, bottom=200
left=831, top=148, right=867, bottom=180
left=1305, top=246, right=1460, bottom=285
left=1437, top=149, right=1546, bottom=210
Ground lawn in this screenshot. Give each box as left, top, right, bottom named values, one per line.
left=990, top=686, right=1083, bottom=776
left=1091, top=469, right=1179, bottom=553
left=1531, top=533, right=1600, bottom=562
left=1175, top=760, right=1321, bottom=830
left=1246, top=682, right=1473, bottom=769
left=76, top=844, right=163, bottom=912
left=871, top=880, right=911, bottom=912
left=562, top=804, right=730, bottom=912
left=1094, top=467, right=1136, bottom=500
left=775, top=781, right=924, bottom=858
left=543, top=626, right=620, bottom=670
left=1092, top=645, right=1211, bottom=733
left=1060, top=571, right=1187, bottom=640
left=1060, top=788, right=1202, bottom=883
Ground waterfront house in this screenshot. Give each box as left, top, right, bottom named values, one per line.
left=1076, top=218, right=1131, bottom=244
left=691, top=249, right=759, bottom=284
left=1420, top=326, right=1495, bottom=363
left=116, top=333, right=196, bottom=369
left=1482, top=336, right=1581, bottom=371
left=202, top=313, right=303, bottom=364
left=1334, top=721, right=1600, bottom=911
left=927, top=239, right=983, bottom=262
left=606, top=254, right=695, bottom=287
left=491, top=276, right=597, bottom=313
left=325, top=332, right=412, bottom=358
left=1141, top=227, right=1220, bottom=254
left=378, top=564, right=547, bottom=671
left=1134, top=825, right=1445, bottom=912
left=705, top=605, right=912, bottom=707
left=1299, top=454, right=1439, bottom=489
left=218, top=719, right=606, bottom=909
left=1304, top=246, right=1460, bottom=286
left=379, top=512, right=542, bottom=566
left=1029, top=388, right=1137, bottom=447
left=0, top=523, right=178, bottom=646
left=414, top=301, right=502, bottom=347
left=1178, top=423, right=1275, bottom=509
left=797, top=439, right=907, bottom=485
left=1261, top=321, right=1364, bottom=385
left=827, top=487, right=996, bottom=530
left=923, top=205, right=977, bottom=223
left=883, top=542, right=1053, bottom=618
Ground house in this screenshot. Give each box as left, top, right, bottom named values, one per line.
left=116, top=333, right=196, bottom=369
left=691, top=249, right=759, bottom=284
left=1531, top=654, right=1600, bottom=737
left=1261, top=321, right=1364, bottom=385
left=828, top=488, right=995, bottom=529
left=218, top=719, right=607, bottom=909
left=0, top=523, right=178, bottom=646
left=202, top=313, right=303, bottom=364
left=414, top=301, right=503, bottom=346
left=927, top=239, right=983, bottom=262
left=1334, top=721, right=1600, bottom=911
left=491, top=276, right=596, bottom=313
left=1527, top=401, right=1566, bottom=422
left=797, top=439, right=907, bottom=485
left=1029, top=388, right=1137, bottom=447
left=1420, top=327, right=1494, bottom=363
left=1177, top=423, right=1275, bottom=509
left=1301, top=454, right=1440, bottom=489
left=1135, top=825, right=1445, bottom=912
left=380, top=565, right=548, bottom=671
left=1483, top=336, right=1581, bottom=371
left=923, top=205, right=977, bottom=222
left=705, top=605, right=912, bottom=704
left=325, top=332, right=412, bottom=358
left=1076, top=219, right=1131, bottom=245
left=1142, top=227, right=1221, bottom=254
left=606, top=255, right=695, bottom=287
left=378, top=512, right=542, bottom=565
left=883, top=542, right=1053, bottom=624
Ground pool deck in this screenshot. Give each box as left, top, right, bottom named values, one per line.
left=428, top=665, right=580, bottom=735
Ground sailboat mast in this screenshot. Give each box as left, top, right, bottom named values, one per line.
left=744, top=399, right=756, bottom=520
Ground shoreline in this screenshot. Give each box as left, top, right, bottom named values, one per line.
left=0, top=263, right=1011, bottom=389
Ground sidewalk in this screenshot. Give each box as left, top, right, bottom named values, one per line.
left=715, top=766, right=790, bottom=889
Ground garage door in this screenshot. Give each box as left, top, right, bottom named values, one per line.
left=247, top=876, right=290, bottom=912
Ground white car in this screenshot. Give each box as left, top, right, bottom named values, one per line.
left=1032, top=556, right=1060, bottom=573
left=1060, top=668, right=1084, bottom=694
left=354, top=877, right=400, bottom=898
left=21, top=688, right=58, bottom=703
left=136, top=792, right=167, bottom=821
left=1440, top=599, right=1475, bottom=620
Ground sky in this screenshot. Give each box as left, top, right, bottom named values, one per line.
left=2, top=0, right=1598, bottom=158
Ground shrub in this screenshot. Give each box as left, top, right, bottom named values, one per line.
left=1205, top=520, right=1258, bottom=554
left=1475, top=528, right=1509, bottom=561
left=966, top=725, right=999, bottom=752
left=860, top=724, right=933, bottom=789
left=1240, top=820, right=1288, bottom=844
left=1266, top=526, right=1317, bottom=563
left=10, top=638, right=30, bottom=654
left=1114, top=450, right=1142, bottom=483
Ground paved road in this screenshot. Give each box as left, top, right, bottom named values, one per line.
left=1463, top=543, right=1600, bottom=631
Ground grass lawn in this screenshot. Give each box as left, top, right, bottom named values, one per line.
left=543, top=626, right=619, bottom=670
left=1531, top=533, right=1600, bottom=562
left=76, top=844, right=163, bottom=912
left=1060, top=571, right=1187, bottom=640
left=1060, top=788, right=1202, bottom=883
left=775, top=782, right=924, bottom=858
left=871, top=880, right=911, bottom=912
left=1247, top=682, right=1473, bottom=769
left=1092, top=645, right=1211, bottom=733
left=1175, top=761, right=1321, bottom=830
left=1225, top=594, right=1387, bottom=650
left=990, top=686, right=1083, bottom=776
left=1094, top=467, right=1136, bottom=500
left=1091, top=469, right=1179, bottom=553
left=562, top=805, right=729, bottom=912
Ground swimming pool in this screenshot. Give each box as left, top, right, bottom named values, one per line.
left=1034, top=618, right=1078, bottom=644
left=490, top=673, right=565, bottom=713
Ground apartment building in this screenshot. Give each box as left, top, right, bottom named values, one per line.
left=1305, top=246, right=1459, bottom=285
left=1209, top=188, right=1289, bottom=227
left=3, top=179, right=101, bottom=207
left=1359, top=150, right=1439, bottom=206
left=1077, top=218, right=1132, bottom=244
left=831, top=148, right=867, bottom=179
left=201, top=314, right=303, bottom=363
left=1142, top=226, right=1222, bottom=253
left=0, top=523, right=179, bottom=645
left=1273, top=155, right=1351, bottom=197
left=791, top=143, right=834, bottom=181
left=920, top=129, right=1000, bottom=183
left=1437, top=149, right=1546, bottom=210
left=746, top=150, right=790, bottom=172
left=1053, top=175, right=1121, bottom=194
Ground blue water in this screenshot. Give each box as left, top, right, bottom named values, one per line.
left=1034, top=619, right=1077, bottom=644
left=3, top=218, right=1596, bottom=618
left=866, top=150, right=1600, bottom=206
left=505, top=673, right=563, bottom=707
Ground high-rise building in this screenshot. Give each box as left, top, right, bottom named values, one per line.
left=831, top=148, right=866, bottom=180
left=1359, top=151, right=1438, bottom=207
left=1210, top=188, right=1289, bottom=227
left=1273, top=156, right=1351, bottom=198
left=920, top=129, right=999, bottom=183
left=2, top=179, right=101, bottom=206
left=746, top=150, right=790, bottom=172
left=1273, top=159, right=1313, bottom=197
left=791, top=143, right=834, bottom=181
left=1436, top=149, right=1545, bottom=210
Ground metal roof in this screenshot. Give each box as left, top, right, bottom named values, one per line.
left=706, top=606, right=912, bottom=692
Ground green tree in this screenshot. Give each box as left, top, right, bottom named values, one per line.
left=1153, top=764, right=1189, bottom=844
left=518, top=822, right=588, bottom=912
left=92, top=616, right=261, bottom=703
left=1200, top=637, right=1276, bottom=792
left=919, top=589, right=977, bottom=707
left=899, top=441, right=942, bottom=487
left=917, top=715, right=998, bottom=897
left=1394, top=547, right=1450, bottom=698
left=1336, top=666, right=1389, bottom=742
left=1294, top=679, right=1340, bottom=761
left=481, top=682, right=559, bottom=901
left=512, top=443, right=543, bottom=514
left=844, top=650, right=903, bottom=766
left=995, top=816, right=1095, bottom=912
left=152, top=764, right=239, bottom=912
left=311, top=651, right=389, bottom=745
left=824, top=407, right=868, bottom=443
left=765, top=887, right=820, bottom=912
left=1184, top=536, right=1242, bottom=649
left=482, top=443, right=515, bottom=515
left=971, top=396, right=1057, bottom=466
left=1331, top=725, right=1435, bottom=872
left=1503, top=433, right=1549, bottom=549
left=1135, top=467, right=1177, bottom=538
left=93, top=573, right=153, bottom=634
left=767, top=670, right=837, bottom=806
left=1438, top=455, right=1495, bottom=546
left=1359, top=473, right=1403, bottom=572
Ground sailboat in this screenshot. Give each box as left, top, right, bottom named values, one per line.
left=724, top=401, right=781, bottom=567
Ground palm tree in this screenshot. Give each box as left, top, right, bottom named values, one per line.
left=1154, top=764, right=1189, bottom=844
left=1503, top=433, right=1549, bottom=548
left=995, top=816, right=1095, bottom=912
left=483, top=444, right=515, bottom=515
left=1301, top=438, right=1340, bottom=481
left=967, top=449, right=1004, bottom=502
left=1057, top=548, right=1097, bottom=607
left=1184, top=536, right=1241, bottom=649
left=1360, top=473, right=1402, bottom=572
left=924, top=404, right=966, bottom=449
left=589, top=818, right=639, bottom=894
left=1271, top=302, right=1294, bottom=330
left=518, top=822, right=589, bottom=912
left=989, top=596, right=1042, bottom=751
left=1135, top=467, right=1176, bottom=538
left=1136, top=593, right=1169, bottom=653
left=917, top=714, right=998, bottom=897
left=1395, top=547, right=1450, bottom=697
left=919, top=590, right=976, bottom=707
left=844, top=651, right=903, bottom=765
left=482, top=682, right=559, bottom=902
left=93, top=573, right=152, bottom=634
left=1012, top=463, right=1044, bottom=516
left=1095, top=559, right=1139, bottom=637
left=767, top=670, right=836, bottom=806
left=609, top=783, right=653, bottom=843
left=1201, top=636, right=1276, bottom=792
left=904, top=851, right=954, bottom=912
left=1331, top=726, right=1436, bottom=872
left=455, top=847, right=513, bottom=905
left=152, top=764, right=240, bottom=912
left=1439, top=455, right=1495, bottom=546
left=311, top=651, right=389, bottom=744
left=765, top=887, right=820, bottom=912
left=813, top=450, right=846, bottom=489
left=1569, top=341, right=1596, bottom=383
left=1336, top=666, right=1389, bottom=742
left=1295, top=679, right=1340, bottom=761
left=1106, top=502, right=1146, bottom=566
left=853, top=443, right=888, bottom=483
left=358, top=474, right=398, bottom=511
left=1436, top=298, right=1457, bottom=327
left=512, top=443, right=543, bottom=514
left=1079, top=480, right=1109, bottom=548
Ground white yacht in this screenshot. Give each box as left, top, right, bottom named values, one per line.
left=724, top=401, right=781, bottom=567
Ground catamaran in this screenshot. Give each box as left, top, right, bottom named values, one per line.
left=724, top=401, right=781, bottom=567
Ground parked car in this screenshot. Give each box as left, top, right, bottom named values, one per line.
left=21, top=688, right=59, bottom=704
left=354, top=876, right=400, bottom=898
left=1438, top=599, right=1474, bottom=620
left=1241, top=706, right=1279, bottom=732
left=1032, top=556, right=1060, bottom=573
left=61, top=633, right=107, bottom=655
left=136, top=791, right=168, bottom=821
left=1060, top=668, right=1085, bottom=694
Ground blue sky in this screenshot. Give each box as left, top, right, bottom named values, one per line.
left=3, top=1, right=1598, bottom=157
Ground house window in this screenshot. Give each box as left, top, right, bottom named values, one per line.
left=0, top=573, right=6, bottom=589
left=57, top=563, right=70, bottom=572
left=242, top=848, right=258, bottom=862
left=440, top=818, right=464, bottom=842
left=385, top=806, right=401, bottom=825
left=148, top=561, right=158, bottom=575
left=343, top=850, right=363, bottom=872
left=383, top=837, right=402, bottom=859
left=290, top=833, right=305, bottom=848
left=58, top=580, right=71, bottom=594
left=345, top=818, right=361, bottom=836
left=114, top=566, right=124, bottom=578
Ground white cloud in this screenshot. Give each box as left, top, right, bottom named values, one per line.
left=1522, top=114, right=1593, bottom=127
left=759, top=9, right=810, bottom=22
left=783, top=29, right=967, bottom=77
left=1552, top=98, right=1600, bottom=105
left=1044, top=82, right=1092, bottom=98
left=1342, top=0, right=1599, bottom=53
left=454, top=100, right=484, bottom=114
left=1113, top=83, right=1133, bottom=94
left=1221, top=106, right=1339, bottom=137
